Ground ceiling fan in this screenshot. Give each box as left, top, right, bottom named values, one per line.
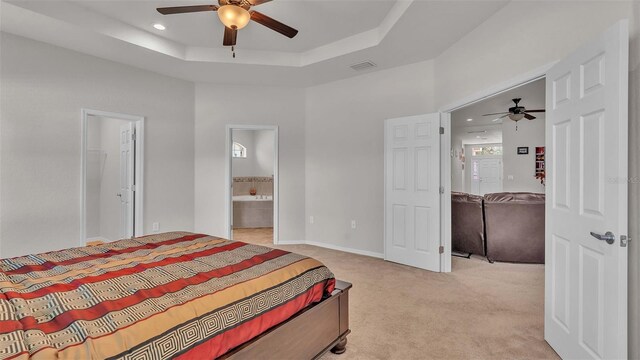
left=157, top=0, right=298, bottom=57
left=482, top=98, right=545, bottom=122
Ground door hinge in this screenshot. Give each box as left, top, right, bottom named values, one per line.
left=439, top=127, right=445, bottom=135
left=439, top=246, right=444, bottom=254
left=621, top=235, right=631, bottom=247
left=439, top=186, right=445, bottom=194
left=131, top=133, right=136, bottom=141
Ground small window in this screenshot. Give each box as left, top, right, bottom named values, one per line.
left=471, top=145, right=502, bottom=156
left=232, top=142, right=247, bottom=158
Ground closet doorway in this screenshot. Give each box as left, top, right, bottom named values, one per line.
left=81, top=109, right=144, bottom=246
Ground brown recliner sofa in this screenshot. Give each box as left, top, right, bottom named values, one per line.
left=483, top=192, right=545, bottom=264
left=451, top=192, right=485, bottom=256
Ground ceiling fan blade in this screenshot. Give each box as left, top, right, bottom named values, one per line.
left=157, top=5, right=218, bottom=15
left=250, top=11, right=298, bottom=38
left=223, top=26, right=237, bottom=46
left=524, top=109, right=546, bottom=113
left=482, top=112, right=509, bottom=116
left=524, top=113, right=536, bottom=120
left=248, top=0, right=273, bottom=6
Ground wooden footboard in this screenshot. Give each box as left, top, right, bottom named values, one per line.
left=221, top=280, right=352, bottom=360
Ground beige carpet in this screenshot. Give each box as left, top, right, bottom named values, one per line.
left=233, top=228, right=559, bottom=360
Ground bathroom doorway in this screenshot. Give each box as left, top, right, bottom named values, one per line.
left=225, top=125, right=278, bottom=245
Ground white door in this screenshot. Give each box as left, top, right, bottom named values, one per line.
left=385, top=114, right=441, bottom=272
left=471, top=158, right=503, bottom=195
left=479, top=158, right=502, bottom=195
left=119, top=123, right=135, bottom=239
left=545, top=20, right=628, bottom=359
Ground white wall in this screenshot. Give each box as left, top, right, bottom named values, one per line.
left=0, top=33, right=195, bottom=257
left=231, top=129, right=274, bottom=177
left=501, top=116, right=545, bottom=193
left=628, top=2, right=640, bottom=356
left=194, top=83, right=306, bottom=241
left=305, top=60, right=435, bottom=255
left=254, top=130, right=274, bottom=177
left=85, top=118, right=102, bottom=239
left=231, top=130, right=256, bottom=177
left=435, top=1, right=634, bottom=109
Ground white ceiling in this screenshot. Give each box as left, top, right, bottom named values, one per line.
left=72, top=0, right=396, bottom=52
left=1, top=0, right=510, bottom=86
left=451, top=78, right=546, bottom=144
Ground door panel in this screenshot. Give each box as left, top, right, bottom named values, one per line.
left=119, top=123, right=135, bottom=239
left=544, top=20, right=628, bottom=360
left=385, top=114, right=441, bottom=272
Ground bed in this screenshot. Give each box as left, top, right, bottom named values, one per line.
left=0, top=232, right=350, bottom=359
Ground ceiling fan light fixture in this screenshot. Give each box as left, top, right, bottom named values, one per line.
left=218, top=5, right=251, bottom=30
left=508, top=113, right=525, bottom=121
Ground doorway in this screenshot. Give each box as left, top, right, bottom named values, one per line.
left=225, top=125, right=279, bottom=245
left=440, top=20, right=629, bottom=359
left=81, top=109, right=144, bottom=246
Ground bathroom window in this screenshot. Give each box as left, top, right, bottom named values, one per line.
left=232, top=142, right=247, bottom=158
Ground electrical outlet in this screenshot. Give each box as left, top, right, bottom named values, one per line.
left=309, top=216, right=314, bottom=224
left=351, top=220, right=356, bottom=229
left=507, top=175, right=514, bottom=181
left=152, top=222, right=160, bottom=232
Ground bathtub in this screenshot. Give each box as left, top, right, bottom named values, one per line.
left=233, top=195, right=273, bottom=228
left=233, top=195, right=273, bottom=201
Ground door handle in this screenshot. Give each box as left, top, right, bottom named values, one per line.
left=590, top=231, right=615, bottom=245
left=116, top=193, right=122, bottom=198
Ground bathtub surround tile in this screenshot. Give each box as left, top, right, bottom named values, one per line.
left=233, top=199, right=274, bottom=228
left=232, top=176, right=274, bottom=196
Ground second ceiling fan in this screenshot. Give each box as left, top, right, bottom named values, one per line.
left=157, top=0, right=298, bottom=56
left=482, top=98, right=545, bottom=121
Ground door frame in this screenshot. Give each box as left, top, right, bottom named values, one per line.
left=80, top=109, right=145, bottom=246
left=438, top=61, right=557, bottom=273
left=225, top=124, right=279, bottom=244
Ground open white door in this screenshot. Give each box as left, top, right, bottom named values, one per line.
left=119, top=122, right=135, bottom=239
left=545, top=20, right=628, bottom=359
left=384, top=113, right=441, bottom=272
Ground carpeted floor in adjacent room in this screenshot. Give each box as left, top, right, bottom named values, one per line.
left=232, top=228, right=559, bottom=360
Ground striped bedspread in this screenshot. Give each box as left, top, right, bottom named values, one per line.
left=0, top=232, right=335, bottom=359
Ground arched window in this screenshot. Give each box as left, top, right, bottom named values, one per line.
left=232, top=142, right=247, bottom=158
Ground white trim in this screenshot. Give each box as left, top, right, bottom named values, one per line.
left=440, top=112, right=452, bottom=273
left=439, top=62, right=556, bottom=113
left=305, top=240, right=384, bottom=259
left=439, top=67, right=550, bottom=274
left=81, top=109, right=144, bottom=247
left=275, top=240, right=306, bottom=245
left=225, top=125, right=279, bottom=245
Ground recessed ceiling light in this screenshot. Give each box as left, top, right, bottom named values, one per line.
left=467, top=118, right=473, bottom=122
left=153, top=23, right=166, bottom=31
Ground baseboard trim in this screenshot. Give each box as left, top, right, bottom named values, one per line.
left=304, top=240, right=384, bottom=259
left=275, top=240, right=306, bottom=245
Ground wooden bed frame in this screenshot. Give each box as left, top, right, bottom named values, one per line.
left=221, top=280, right=352, bottom=359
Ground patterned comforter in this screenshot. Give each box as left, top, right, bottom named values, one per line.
left=0, top=232, right=335, bottom=359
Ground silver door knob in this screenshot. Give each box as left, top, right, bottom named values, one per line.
left=116, top=193, right=122, bottom=197
left=590, top=231, right=615, bottom=245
